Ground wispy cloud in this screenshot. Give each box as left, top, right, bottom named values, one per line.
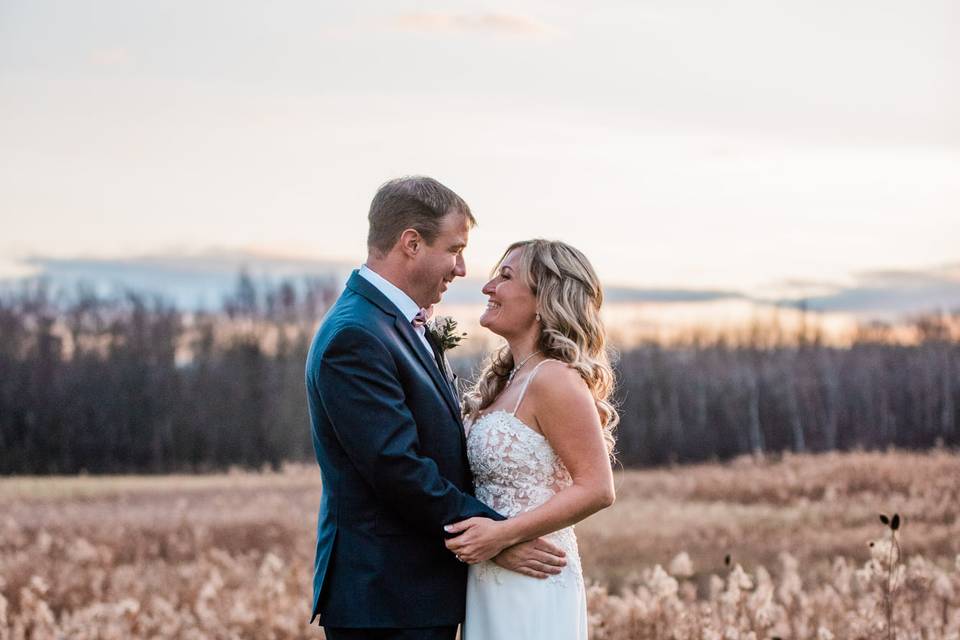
left=604, top=286, right=744, bottom=304
left=88, top=47, right=134, bottom=68
left=774, top=264, right=960, bottom=316
left=3, top=250, right=355, bottom=309
left=388, top=12, right=559, bottom=37
left=21, top=249, right=353, bottom=277
left=6, top=253, right=958, bottom=319
left=0, top=251, right=745, bottom=308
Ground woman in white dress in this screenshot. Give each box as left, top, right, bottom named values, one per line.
left=444, top=239, right=618, bottom=639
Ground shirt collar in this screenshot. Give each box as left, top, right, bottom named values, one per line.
left=358, top=264, right=421, bottom=324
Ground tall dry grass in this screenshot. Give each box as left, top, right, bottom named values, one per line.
left=2, top=450, right=959, bottom=639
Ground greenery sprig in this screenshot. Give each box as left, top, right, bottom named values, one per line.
left=427, top=316, right=467, bottom=354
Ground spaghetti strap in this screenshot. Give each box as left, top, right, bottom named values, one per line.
left=511, top=359, right=558, bottom=415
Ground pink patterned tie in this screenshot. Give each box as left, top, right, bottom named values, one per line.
left=411, top=308, right=429, bottom=328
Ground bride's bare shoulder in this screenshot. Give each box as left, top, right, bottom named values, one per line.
left=528, top=360, right=589, bottom=401
left=525, top=360, right=599, bottom=435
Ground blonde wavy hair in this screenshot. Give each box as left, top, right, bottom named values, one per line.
left=464, top=239, right=619, bottom=456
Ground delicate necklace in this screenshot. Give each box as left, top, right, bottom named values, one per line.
left=505, top=350, right=541, bottom=388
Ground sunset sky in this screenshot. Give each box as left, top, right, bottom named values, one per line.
left=1, top=0, right=958, bottom=319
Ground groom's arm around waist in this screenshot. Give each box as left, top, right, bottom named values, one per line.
left=312, top=324, right=503, bottom=534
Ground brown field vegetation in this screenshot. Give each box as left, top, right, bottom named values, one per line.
left=2, top=450, right=959, bottom=639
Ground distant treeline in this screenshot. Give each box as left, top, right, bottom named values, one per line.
left=0, top=275, right=336, bottom=474
left=615, top=326, right=959, bottom=466
left=0, top=276, right=958, bottom=474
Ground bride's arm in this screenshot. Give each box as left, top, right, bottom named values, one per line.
left=445, top=363, right=615, bottom=563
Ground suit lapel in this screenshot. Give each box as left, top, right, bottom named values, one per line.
left=420, top=329, right=468, bottom=453
left=424, top=329, right=459, bottom=397
left=346, top=271, right=464, bottom=425
left=394, top=315, right=464, bottom=424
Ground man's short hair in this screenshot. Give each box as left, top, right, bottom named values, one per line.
left=367, top=176, right=476, bottom=256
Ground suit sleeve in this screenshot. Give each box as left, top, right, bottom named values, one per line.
left=315, top=325, right=504, bottom=534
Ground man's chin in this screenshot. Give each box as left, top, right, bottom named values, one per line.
left=414, top=290, right=442, bottom=308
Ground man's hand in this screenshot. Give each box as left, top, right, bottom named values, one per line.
left=491, top=537, right=567, bottom=579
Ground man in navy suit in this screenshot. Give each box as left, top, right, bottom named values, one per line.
left=305, top=177, right=567, bottom=639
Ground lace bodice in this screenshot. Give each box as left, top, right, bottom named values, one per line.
left=466, top=409, right=572, bottom=517
left=464, top=360, right=582, bottom=586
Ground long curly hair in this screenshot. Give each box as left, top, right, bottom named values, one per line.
left=463, top=239, right=619, bottom=456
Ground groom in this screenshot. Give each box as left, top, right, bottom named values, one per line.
left=305, top=176, right=567, bottom=639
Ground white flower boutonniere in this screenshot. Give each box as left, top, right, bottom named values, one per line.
left=426, top=315, right=467, bottom=356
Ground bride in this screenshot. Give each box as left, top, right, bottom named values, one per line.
left=444, top=239, right=618, bottom=639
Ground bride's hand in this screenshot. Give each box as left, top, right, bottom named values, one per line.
left=443, top=517, right=511, bottom=564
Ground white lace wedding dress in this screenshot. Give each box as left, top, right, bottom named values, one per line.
left=463, top=360, right=588, bottom=639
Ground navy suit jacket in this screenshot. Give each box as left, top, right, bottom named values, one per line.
left=305, top=271, right=503, bottom=628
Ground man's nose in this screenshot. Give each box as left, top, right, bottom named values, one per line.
left=454, top=254, right=466, bottom=278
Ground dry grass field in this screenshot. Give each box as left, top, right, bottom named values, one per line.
left=2, top=450, right=959, bottom=639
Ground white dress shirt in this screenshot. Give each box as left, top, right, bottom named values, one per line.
left=358, top=264, right=435, bottom=358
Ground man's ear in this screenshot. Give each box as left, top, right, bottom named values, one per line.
left=397, top=228, right=423, bottom=258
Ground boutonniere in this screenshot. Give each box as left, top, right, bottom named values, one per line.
left=427, top=315, right=467, bottom=354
